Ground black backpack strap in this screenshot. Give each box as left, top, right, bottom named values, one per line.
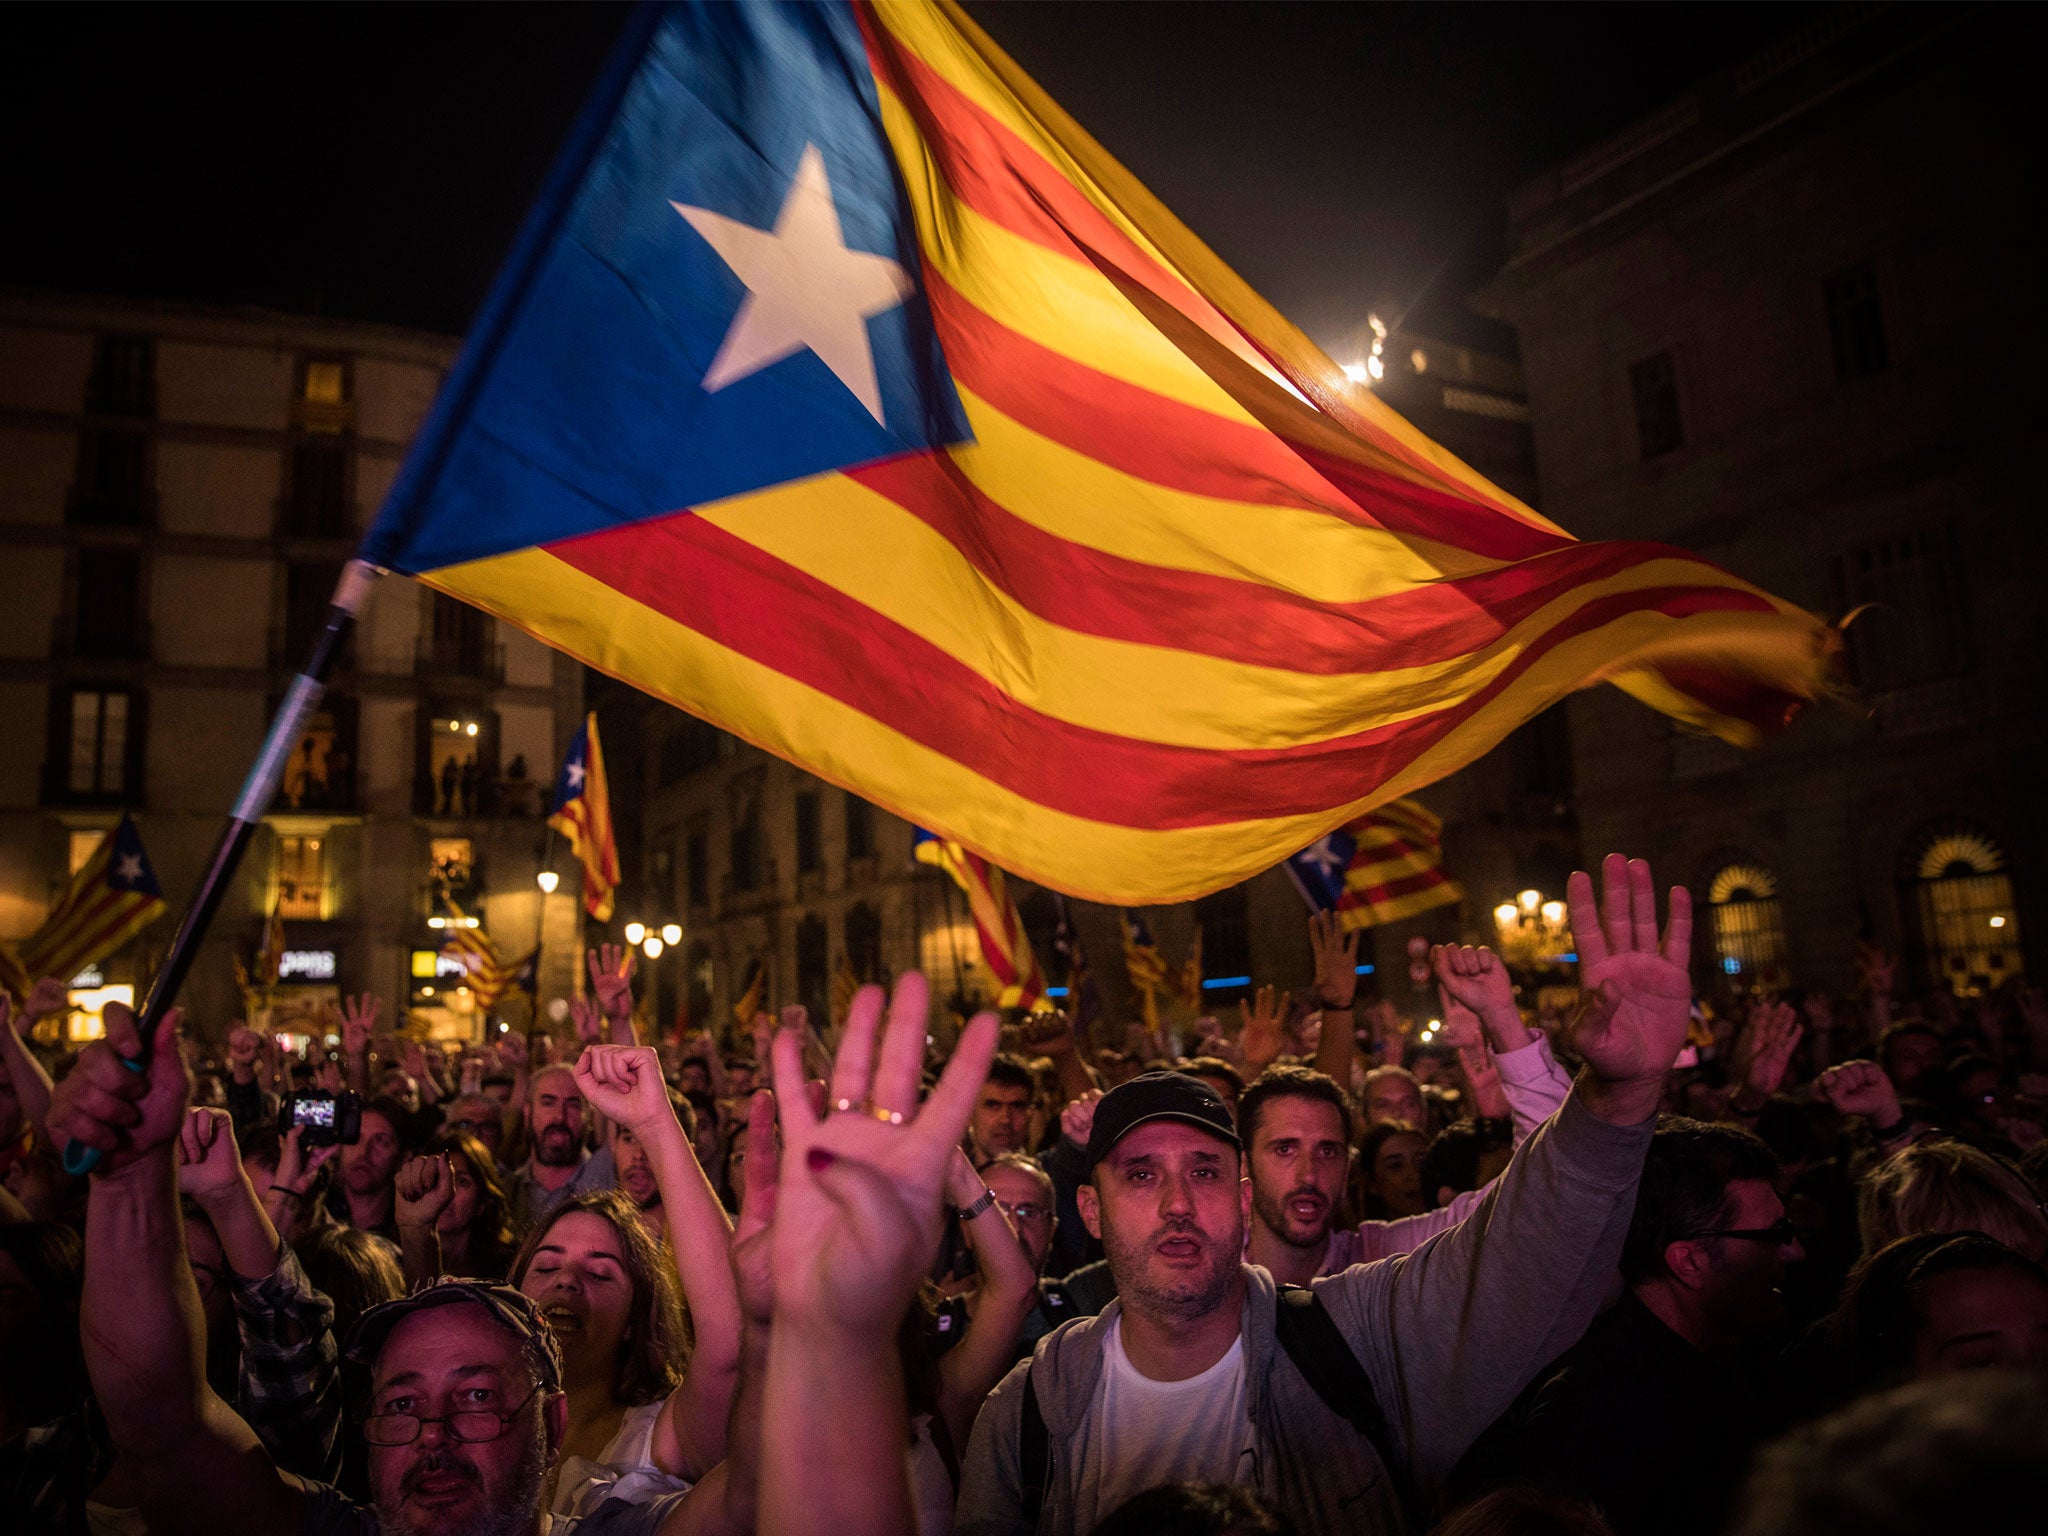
left=1019, top=1362, right=1050, bottom=1528
left=1274, top=1284, right=1420, bottom=1526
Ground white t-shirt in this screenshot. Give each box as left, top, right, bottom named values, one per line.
left=1078, top=1317, right=1250, bottom=1531
left=551, top=1399, right=694, bottom=1518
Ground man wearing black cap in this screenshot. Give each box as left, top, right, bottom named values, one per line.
left=957, top=854, right=1696, bottom=1535
left=49, top=1001, right=706, bottom=1536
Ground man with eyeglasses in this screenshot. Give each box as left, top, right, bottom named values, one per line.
left=1455, top=1117, right=1805, bottom=1536
left=935, top=1153, right=1093, bottom=1366
left=49, top=1002, right=697, bottom=1536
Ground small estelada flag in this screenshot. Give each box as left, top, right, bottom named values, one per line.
left=549, top=713, right=620, bottom=921
left=1284, top=798, right=1463, bottom=930
left=19, top=813, right=167, bottom=984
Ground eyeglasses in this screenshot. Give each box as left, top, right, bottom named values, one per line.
left=998, top=1200, right=1050, bottom=1224
left=361, top=1386, right=540, bottom=1447
left=1685, top=1218, right=1798, bottom=1246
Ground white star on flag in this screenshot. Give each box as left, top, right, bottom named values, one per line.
left=1299, top=838, right=1346, bottom=877
left=115, top=853, right=146, bottom=885
left=674, top=142, right=914, bottom=426
left=565, top=761, right=586, bottom=791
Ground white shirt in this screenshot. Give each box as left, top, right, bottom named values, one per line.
left=551, top=1399, right=694, bottom=1518
left=1079, top=1316, right=1250, bottom=1531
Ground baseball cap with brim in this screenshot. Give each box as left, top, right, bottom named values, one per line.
left=1084, top=1070, right=1241, bottom=1171
left=345, top=1279, right=563, bottom=1391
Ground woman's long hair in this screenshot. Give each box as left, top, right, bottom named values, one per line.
left=510, top=1189, right=687, bottom=1407
left=428, top=1129, right=517, bottom=1279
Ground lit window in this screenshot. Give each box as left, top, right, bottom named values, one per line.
left=276, top=835, right=328, bottom=920
left=1707, top=864, right=1790, bottom=991
left=302, top=360, right=347, bottom=406
left=68, top=689, right=130, bottom=796
left=1914, top=831, right=2023, bottom=997
left=69, top=828, right=107, bottom=875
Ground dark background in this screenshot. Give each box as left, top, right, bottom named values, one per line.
left=4, top=1, right=1818, bottom=351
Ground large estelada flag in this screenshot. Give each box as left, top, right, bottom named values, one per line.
left=362, top=0, right=1836, bottom=906
left=548, top=714, right=620, bottom=921
left=913, top=828, right=1046, bottom=1009
left=1284, top=797, right=1464, bottom=930
left=17, top=814, right=167, bottom=983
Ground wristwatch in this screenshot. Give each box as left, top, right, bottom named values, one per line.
left=955, top=1188, right=997, bottom=1222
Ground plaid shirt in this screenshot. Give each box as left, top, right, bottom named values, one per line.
left=231, top=1242, right=343, bottom=1485
left=0, top=1247, right=341, bottom=1535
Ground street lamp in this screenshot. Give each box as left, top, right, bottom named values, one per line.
left=536, top=870, right=559, bottom=894
left=660, top=922, right=682, bottom=946
left=623, top=921, right=647, bottom=946
left=1493, top=890, right=1572, bottom=969
left=642, top=935, right=665, bottom=960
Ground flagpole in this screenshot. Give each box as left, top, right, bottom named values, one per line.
left=62, top=559, right=382, bottom=1174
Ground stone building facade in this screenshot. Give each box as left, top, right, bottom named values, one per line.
left=0, top=290, right=585, bottom=1042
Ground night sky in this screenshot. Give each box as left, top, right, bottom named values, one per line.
left=5, top=2, right=1819, bottom=355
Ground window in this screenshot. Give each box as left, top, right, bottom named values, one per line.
left=276, top=834, right=328, bottom=920
left=282, top=437, right=351, bottom=537
left=429, top=838, right=476, bottom=910
left=424, top=592, right=494, bottom=677
left=1707, top=864, right=1790, bottom=991
left=279, top=703, right=355, bottom=812
left=844, top=902, right=882, bottom=984
left=845, top=792, right=874, bottom=861
left=86, top=336, right=155, bottom=417
left=1912, top=830, right=2022, bottom=997
left=61, top=689, right=135, bottom=798
left=685, top=942, right=713, bottom=1030
left=685, top=825, right=710, bottom=909
left=795, top=791, right=822, bottom=875
left=74, top=549, right=144, bottom=658
left=1510, top=704, right=1574, bottom=800
left=650, top=843, right=675, bottom=910
left=70, top=430, right=150, bottom=525
left=284, top=560, right=346, bottom=664
left=1629, top=351, right=1684, bottom=459
left=302, top=360, right=348, bottom=407
left=1832, top=527, right=1966, bottom=690
left=730, top=799, right=762, bottom=893
left=795, top=914, right=830, bottom=1025
left=1194, top=885, right=1253, bottom=1002
left=1824, top=262, right=1889, bottom=381
left=421, top=711, right=489, bottom=817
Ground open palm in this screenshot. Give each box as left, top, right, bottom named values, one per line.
left=1567, top=854, right=1693, bottom=1083
left=767, top=972, right=997, bottom=1332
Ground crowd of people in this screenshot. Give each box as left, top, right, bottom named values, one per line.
left=2, top=854, right=2045, bottom=1536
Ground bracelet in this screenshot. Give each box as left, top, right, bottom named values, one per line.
left=955, top=1188, right=997, bottom=1222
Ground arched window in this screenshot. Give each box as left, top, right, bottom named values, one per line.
left=685, top=942, right=712, bottom=1033
left=795, top=914, right=829, bottom=1026
left=1706, top=863, right=1789, bottom=991
left=1913, top=830, right=2022, bottom=996
left=1194, top=884, right=1254, bottom=1005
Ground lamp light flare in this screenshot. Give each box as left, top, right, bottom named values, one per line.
left=642, top=936, right=665, bottom=959
left=1342, top=362, right=1370, bottom=383
left=1990, top=915, right=2007, bottom=928
left=1518, top=889, right=1541, bottom=915
left=661, top=923, right=682, bottom=946
left=623, top=921, right=647, bottom=945
left=536, top=870, right=560, bottom=894
left=1541, top=900, right=1566, bottom=925
left=1494, top=903, right=1519, bottom=928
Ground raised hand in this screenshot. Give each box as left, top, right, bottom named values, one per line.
left=1309, top=910, right=1361, bottom=1010
left=1239, top=984, right=1289, bottom=1073
left=589, top=944, right=637, bottom=1023
left=1017, top=1009, right=1077, bottom=1059
left=1059, top=1087, right=1103, bottom=1149
left=338, top=994, right=379, bottom=1056
left=25, top=975, right=71, bottom=1024
left=498, top=1031, right=531, bottom=1070
left=569, top=995, right=605, bottom=1048
left=395, top=1152, right=457, bottom=1230
left=765, top=973, right=998, bottom=1332
left=1364, top=998, right=1407, bottom=1068
left=46, top=1002, right=190, bottom=1173
left=176, top=1107, right=246, bottom=1199
left=1733, top=998, right=1804, bottom=1103
left=1564, top=854, right=1692, bottom=1123
left=573, top=1044, right=677, bottom=1133
left=731, top=1090, right=781, bottom=1327
left=1819, top=1059, right=1903, bottom=1127
left=1431, top=944, right=1519, bottom=1031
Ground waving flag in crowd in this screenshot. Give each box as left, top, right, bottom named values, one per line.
left=1284, top=797, right=1464, bottom=929
left=14, top=814, right=167, bottom=987
left=360, top=0, right=1837, bottom=906
left=548, top=713, right=620, bottom=921
left=914, top=829, right=1046, bottom=1009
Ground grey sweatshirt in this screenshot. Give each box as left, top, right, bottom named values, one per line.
left=955, top=1087, right=1652, bottom=1536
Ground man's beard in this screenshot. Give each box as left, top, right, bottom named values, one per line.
left=374, top=1419, right=549, bottom=1536
left=533, top=1125, right=582, bottom=1168
left=1252, top=1182, right=1333, bottom=1252
left=1103, top=1217, right=1239, bottom=1324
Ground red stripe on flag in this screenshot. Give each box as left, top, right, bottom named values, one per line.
left=1340, top=866, right=1456, bottom=910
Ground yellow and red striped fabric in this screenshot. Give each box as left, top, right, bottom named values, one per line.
left=548, top=713, right=620, bottom=922
left=19, top=815, right=166, bottom=985
left=1335, top=798, right=1465, bottom=930
left=424, top=0, right=1835, bottom=905
left=916, top=832, right=1047, bottom=1009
